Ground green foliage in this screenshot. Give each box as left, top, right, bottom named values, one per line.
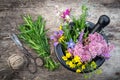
left=62, top=5, right=88, bottom=43
left=83, top=69, right=102, bottom=79
left=18, top=15, right=59, bottom=70
left=72, top=5, right=88, bottom=41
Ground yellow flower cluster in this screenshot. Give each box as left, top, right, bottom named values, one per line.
left=59, top=36, right=65, bottom=42
left=59, top=25, right=62, bottom=30
left=57, top=25, right=65, bottom=42
left=62, top=51, right=86, bottom=73
left=90, top=61, right=97, bottom=69
left=62, top=51, right=71, bottom=61
left=76, top=64, right=86, bottom=73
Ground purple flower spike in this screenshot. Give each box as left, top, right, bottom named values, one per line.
left=54, top=31, right=59, bottom=36
left=53, top=30, right=64, bottom=38
left=50, top=35, right=58, bottom=42
left=101, top=53, right=110, bottom=60
left=54, top=42, right=59, bottom=47
left=66, top=39, right=75, bottom=49
left=58, top=30, right=64, bottom=36
left=79, top=31, right=84, bottom=42
left=50, top=35, right=55, bottom=40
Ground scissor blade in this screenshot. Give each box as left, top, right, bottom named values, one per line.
left=10, top=33, right=23, bottom=49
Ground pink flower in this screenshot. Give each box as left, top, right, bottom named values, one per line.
left=61, top=8, right=71, bottom=19
left=101, top=44, right=114, bottom=59
left=73, top=42, right=92, bottom=62
left=68, top=48, right=74, bottom=54
left=89, top=41, right=103, bottom=58
left=73, top=43, right=84, bottom=57
left=88, top=32, right=114, bottom=59
left=81, top=50, right=91, bottom=62
left=88, top=32, right=103, bottom=42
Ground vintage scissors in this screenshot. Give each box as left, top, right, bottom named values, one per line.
left=10, top=33, right=43, bottom=74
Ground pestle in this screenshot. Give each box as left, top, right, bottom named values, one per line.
left=69, top=22, right=75, bottom=30
left=91, top=15, right=110, bottom=34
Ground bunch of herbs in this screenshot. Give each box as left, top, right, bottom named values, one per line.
left=18, top=15, right=59, bottom=70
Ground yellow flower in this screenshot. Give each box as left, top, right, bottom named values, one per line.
left=81, top=65, right=85, bottom=70
left=72, top=58, right=75, bottom=63
left=74, top=56, right=81, bottom=63
left=59, top=36, right=65, bottom=42
left=77, top=62, right=82, bottom=66
left=62, top=56, right=68, bottom=61
left=69, top=61, right=75, bottom=68
left=91, top=61, right=97, bottom=69
left=76, top=69, right=81, bottom=73
left=66, top=61, right=70, bottom=65
left=59, top=25, right=62, bottom=30
left=66, top=52, right=71, bottom=58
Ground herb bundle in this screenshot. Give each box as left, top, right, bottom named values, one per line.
left=19, top=15, right=59, bottom=70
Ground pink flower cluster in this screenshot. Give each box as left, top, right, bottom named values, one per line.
left=68, top=32, right=114, bottom=62
left=73, top=43, right=91, bottom=62
left=88, top=32, right=114, bottom=59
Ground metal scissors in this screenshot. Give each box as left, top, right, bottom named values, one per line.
left=10, top=33, right=43, bottom=74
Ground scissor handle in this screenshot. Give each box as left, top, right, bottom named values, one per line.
left=22, top=47, right=44, bottom=67
left=27, top=57, right=37, bottom=74
left=34, top=57, right=44, bottom=67
left=27, top=56, right=44, bottom=74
